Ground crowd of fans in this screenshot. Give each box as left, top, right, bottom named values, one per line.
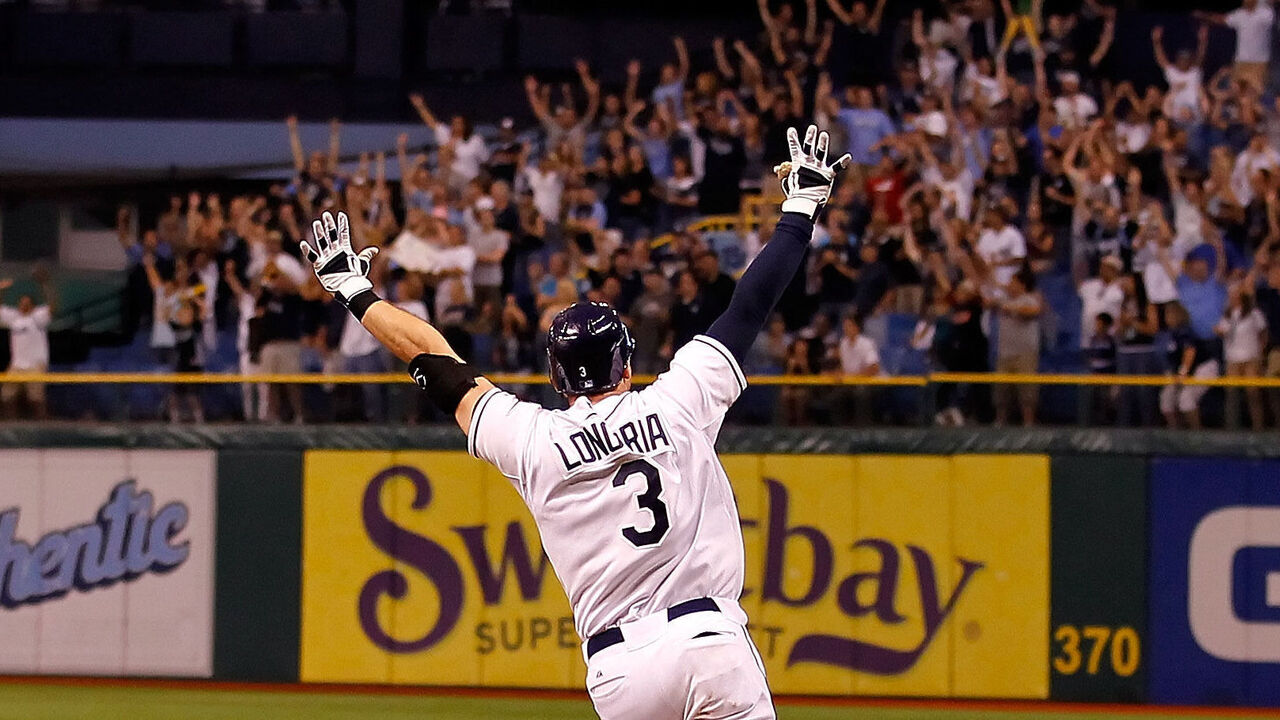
left=87, top=0, right=1280, bottom=427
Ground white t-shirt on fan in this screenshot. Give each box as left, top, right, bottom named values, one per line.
left=1218, top=307, right=1267, bottom=364
left=1227, top=3, right=1275, bottom=64
left=838, top=335, right=880, bottom=375
left=977, top=225, right=1028, bottom=286
left=0, top=306, right=51, bottom=370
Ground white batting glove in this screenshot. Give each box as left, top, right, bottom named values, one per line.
left=773, top=124, right=852, bottom=221
left=300, top=211, right=379, bottom=306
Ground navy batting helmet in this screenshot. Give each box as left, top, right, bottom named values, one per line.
left=547, top=301, right=635, bottom=396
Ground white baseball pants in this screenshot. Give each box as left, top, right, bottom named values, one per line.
left=584, top=610, right=775, bottom=720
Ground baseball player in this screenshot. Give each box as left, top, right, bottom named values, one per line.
left=302, top=124, right=849, bottom=720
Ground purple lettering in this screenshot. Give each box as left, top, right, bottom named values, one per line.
left=836, top=538, right=905, bottom=623
left=358, top=465, right=464, bottom=654
left=788, top=550, right=983, bottom=674
left=761, top=479, right=833, bottom=606
left=453, top=521, right=551, bottom=604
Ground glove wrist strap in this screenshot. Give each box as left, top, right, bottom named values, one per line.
left=343, top=288, right=382, bottom=322
left=781, top=197, right=822, bottom=221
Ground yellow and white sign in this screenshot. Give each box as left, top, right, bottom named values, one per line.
left=301, top=452, right=1049, bottom=697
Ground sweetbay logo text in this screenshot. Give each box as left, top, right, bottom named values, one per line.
left=355, top=466, right=983, bottom=674
left=0, top=480, right=191, bottom=609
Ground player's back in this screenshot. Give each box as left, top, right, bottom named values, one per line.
left=469, top=336, right=748, bottom=638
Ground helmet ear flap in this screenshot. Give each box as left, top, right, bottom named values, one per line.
left=614, top=323, right=636, bottom=381
left=547, top=347, right=567, bottom=394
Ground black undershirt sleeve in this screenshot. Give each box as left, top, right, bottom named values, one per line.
left=706, top=212, right=815, bottom=362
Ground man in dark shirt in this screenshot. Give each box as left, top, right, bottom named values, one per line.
left=1039, top=149, right=1076, bottom=272
left=256, top=270, right=305, bottom=422
left=669, top=270, right=705, bottom=351
left=1255, top=260, right=1280, bottom=385
left=487, top=118, right=523, bottom=186
left=885, top=62, right=925, bottom=123
left=698, top=113, right=747, bottom=215
left=693, top=249, right=736, bottom=325
left=1039, top=150, right=1076, bottom=229
left=829, top=0, right=889, bottom=87
left=608, top=248, right=644, bottom=315
left=853, top=240, right=890, bottom=318
left=816, top=239, right=858, bottom=315
left=1081, top=207, right=1137, bottom=275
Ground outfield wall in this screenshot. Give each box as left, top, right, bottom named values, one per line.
left=0, top=426, right=1276, bottom=705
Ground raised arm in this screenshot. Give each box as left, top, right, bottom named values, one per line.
left=1032, top=48, right=1049, bottom=100
left=814, top=19, right=835, bottom=67
left=706, top=125, right=851, bottom=360
left=223, top=259, right=248, bottom=299
left=286, top=115, right=306, bottom=174
left=623, top=100, right=646, bottom=141
left=301, top=211, right=493, bottom=432
left=1192, top=10, right=1228, bottom=26
left=523, top=76, right=555, bottom=126
left=733, top=40, right=764, bottom=86
left=1062, top=130, right=1088, bottom=188
left=624, top=59, right=642, bottom=110
left=757, top=0, right=776, bottom=33
left=803, top=0, right=818, bottom=46
left=911, top=9, right=929, bottom=50
left=1161, top=140, right=1183, bottom=198
left=868, top=0, right=886, bottom=33
left=395, top=132, right=412, bottom=194
left=1194, top=23, right=1209, bottom=67
left=1090, top=15, right=1115, bottom=68
left=784, top=69, right=805, bottom=118
left=116, top=206, right=136, bottom=251
left=577, top=59, right=602, bottom=125
left=409, top=93, right=441, bottom=130
left=768, top=22, right=788, bottom=66
left=327, top=118, right=342, bottom=174
left=712, top=37, right=737, bottom=80
left=673, top=36, right=690, bottom=83
left=1151, top=26, right=1171, bottom=69
left=35, top=267, right=57, bottom=314
left=141, top=253, right=163, bottom=292
left=826, top=0, right=854, bottom=26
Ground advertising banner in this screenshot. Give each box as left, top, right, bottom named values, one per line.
left=1049, top=456, right=1147, bottom=702
left=301, top=451, right=1049, bottom=697
left=1149, top=458, right=1280, bottom=706
left=0, top=449, right=216, bottom=677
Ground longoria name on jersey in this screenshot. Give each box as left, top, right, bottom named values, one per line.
left=552, top=413, right=673, bottom=471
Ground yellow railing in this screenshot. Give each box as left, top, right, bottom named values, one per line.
left=2, top=372, right=1277, bottom=389
left=650, top=196, right=776, bottom=250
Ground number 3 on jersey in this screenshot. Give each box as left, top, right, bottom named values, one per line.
left=611, top=459, right=670, bottom=547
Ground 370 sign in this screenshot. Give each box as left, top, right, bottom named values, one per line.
left=1052, top=625, right=1141, bottom=678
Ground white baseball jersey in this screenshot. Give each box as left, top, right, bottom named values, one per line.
left=470, top=335, right=749, bottom=639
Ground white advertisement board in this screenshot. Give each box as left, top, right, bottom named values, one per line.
left=0, top=449, right=215, bottom=677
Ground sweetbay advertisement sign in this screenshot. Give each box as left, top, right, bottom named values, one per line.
left=0, top=450, right=215, bottom=677
left=301, top=451, right=1048, bottom=697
